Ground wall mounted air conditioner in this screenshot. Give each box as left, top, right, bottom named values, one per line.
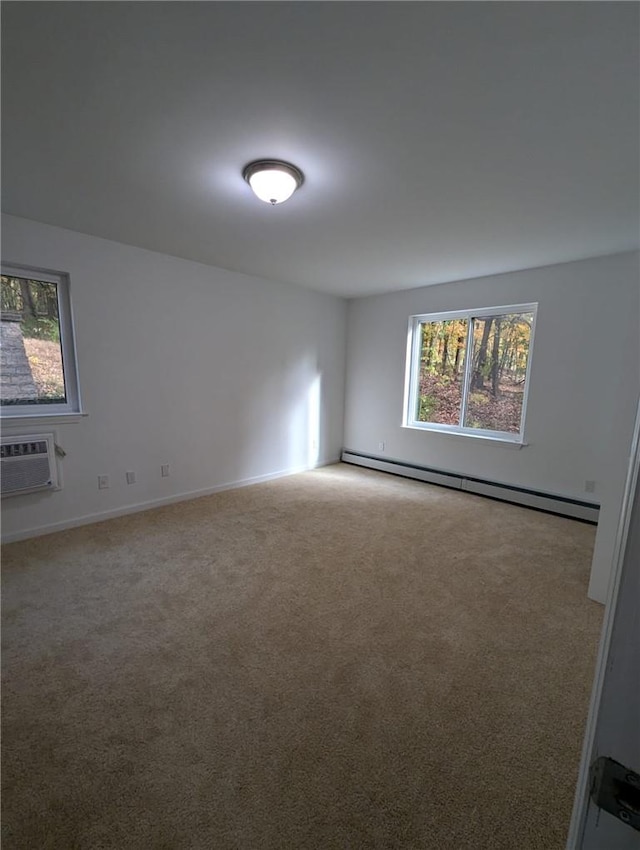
left=1, top=433, right=59, bottom=497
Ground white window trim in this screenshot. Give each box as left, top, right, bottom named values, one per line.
left=403, top=302, right=537, bottom=445
left=1, top=262, right=83, bottom=421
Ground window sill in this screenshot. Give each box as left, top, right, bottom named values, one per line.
left=402, top=423, right=528, bottom=449
left=0, top=412, right=88, bottom=428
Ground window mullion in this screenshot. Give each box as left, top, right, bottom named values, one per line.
left=411, top=320, right=423, bottom=423
left=459, top=318, right=475, bottom=427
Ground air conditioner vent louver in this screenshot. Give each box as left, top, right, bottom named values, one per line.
left=1, top=433, right=58, bottom=497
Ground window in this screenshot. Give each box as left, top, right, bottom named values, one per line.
left=404, top=303, right=536, bottom=442
left=1, top=264, right=81, bottom=418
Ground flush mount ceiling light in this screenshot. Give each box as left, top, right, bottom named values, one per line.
left=242, top=160, right=304, bottom=205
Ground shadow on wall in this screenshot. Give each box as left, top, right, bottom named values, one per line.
left=233, top=355, right=324, bottom=481
left=306, top=374, right=321, bottom=468
left=287, top=364, right=322, bottom=471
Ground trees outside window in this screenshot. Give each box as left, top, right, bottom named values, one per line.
left=1, top=265, right=81, bottom=418
left=404, top=304, right=536, bottom=441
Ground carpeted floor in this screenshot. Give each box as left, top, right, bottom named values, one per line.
left=2, top=463, right=602, bottom=849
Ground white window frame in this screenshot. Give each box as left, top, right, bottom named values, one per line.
left=403, top=303, right=537, bottom=444
left=1, top=263, right=83, bottom=421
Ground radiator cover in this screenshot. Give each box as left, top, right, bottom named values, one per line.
left=341, top=450, right=599, bottom=523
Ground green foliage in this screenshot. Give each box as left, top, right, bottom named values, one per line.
left=468, top=392, right=488, bottom=406
left=37, top=384, right=66, bottom=401
left=1, top=392, right=65, bottom=406
left=1, top=275, right=60, bottom=322
left=417, top=373, right=463, bottom=425
left=418, top=394, right=437, bottom=419
left=21, top=316, right=60, bottom=342
left=1, top=277, right=22, bottom=311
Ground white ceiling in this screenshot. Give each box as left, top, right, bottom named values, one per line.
left=2, top=2, right=638, bottom=298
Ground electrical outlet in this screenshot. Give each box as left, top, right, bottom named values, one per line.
left=161, top=464, right=170, bottom=478
left=126, top=471, right=136, bottom=485
left=98, top=475, right=109, bottom=490
left=378, top=441, right=385, bottom=452
left=585, top=480, right=596, bottom=494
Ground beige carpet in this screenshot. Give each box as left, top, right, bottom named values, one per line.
left=2, top=463, right=602, bottom=849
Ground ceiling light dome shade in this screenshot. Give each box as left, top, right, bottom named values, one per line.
left=243, top=160, right=304, bottom=205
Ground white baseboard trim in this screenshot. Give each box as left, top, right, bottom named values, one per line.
left=341, top=450, right=599, bottom=523
left=2, top=457, right=340, bottom=544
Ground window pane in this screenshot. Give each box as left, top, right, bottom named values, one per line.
left=463, top=312, right=533, bottom=433
left=1, top=275, right=67, bottom=406
left=416, top=319, right=468, bottom=425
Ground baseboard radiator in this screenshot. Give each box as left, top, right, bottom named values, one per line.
left=341, top=450, right=599, bottom=524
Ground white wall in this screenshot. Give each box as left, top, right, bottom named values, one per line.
left=3, top=215, right=637, bottom=603
left=1, top=214, right=347, bottom=540
left=344, top=252, right=640, bottom=603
